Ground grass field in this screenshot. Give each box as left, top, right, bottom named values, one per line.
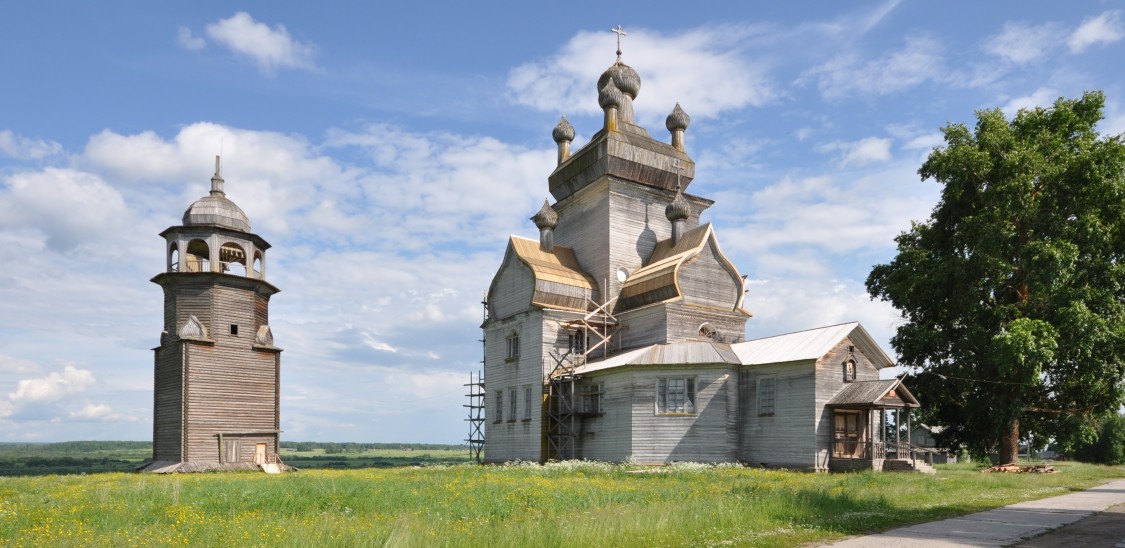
left=1, top=460, right=1122, bottom=546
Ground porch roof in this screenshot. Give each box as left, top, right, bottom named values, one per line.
left=827, top=379, right=919, bottom=408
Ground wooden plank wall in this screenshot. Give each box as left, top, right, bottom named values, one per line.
left=740, top=362, right=817, bottom=469
left=152, top=345, right=183, bottom=461
left=665, top=303, right=748, bottom=344
left=678, top=242, right=741, bottom=311
left=574, top=371, right=633, bottom=461
left=812, top=336, right=882, bottom=469
left=183, top=342, right=278, bottom=462
left=554, top=179, right=611, bottom=290
left=626, top=367, right=738, bottom=463
left=482, top=310, right=546, bottom=463
left=489, top=251, right=535, bottom=321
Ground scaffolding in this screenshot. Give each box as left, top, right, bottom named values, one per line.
left=545, top=294, right=620, bottom=461
left=464, top=295, right=487, bottom=464
left=464, top=370, right=485, bottom=464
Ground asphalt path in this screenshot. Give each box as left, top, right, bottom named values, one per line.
left=826, top=478, right=1125, bottom=547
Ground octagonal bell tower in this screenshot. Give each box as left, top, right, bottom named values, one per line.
left=141, top=157, right=283, bottom=473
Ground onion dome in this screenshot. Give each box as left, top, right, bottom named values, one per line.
left=552, top=116, right=575, bottom=143
left=183, top=158, right=251, bottom=232
left=597, top=61, right=641, bottom=99
left=666, top=103, right=690, bottom=132
left=665, top=189, right=691, bottom=222
left=598, top=81, right=624, bottom=109
left=531, top=199, right=559, bottom=229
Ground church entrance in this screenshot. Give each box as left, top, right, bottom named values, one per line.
left=834, top=411, right=863, bottom=458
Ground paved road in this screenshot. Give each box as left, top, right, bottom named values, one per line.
left=827, top=478, right=1125, bottom=547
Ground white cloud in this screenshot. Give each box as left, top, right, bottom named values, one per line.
left=0, top=130, right=63, bottom=160
left=507, top=26, right=774, bottom=121
left=176, top=26, right=206, bottom=51
left=204, top=12, right=316, bottom=74
left=68, top=404, right=123, bottom=421
left=1068, top=11, right=1123, bottom=53
left=9, top=365, right=95, bottom=403
left=818, top=137, right=892, bottom=167
left=800, top=36, right=943, bottom=99
left=1001, top=87, right=1060, bottom=117
left=0, top=168, right=128, bottom=250
left=984, top=22, right=1062, bottom=64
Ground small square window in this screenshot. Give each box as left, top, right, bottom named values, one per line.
left=230, top=324, right=239, bottom=336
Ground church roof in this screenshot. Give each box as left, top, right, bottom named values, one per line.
left=618, top=223, right=744, bottom=312
left=183, top=194, right=251, bottom=232
left=826, top=379, right=919, bottom=408
left=731, top=322, right=895, bottom=369
left=508, top=236, right=598, bottom=312
left=574, top=340, right=740, bottom=375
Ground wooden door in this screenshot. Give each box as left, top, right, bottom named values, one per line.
left=254, top=443, right=267, bottom=465
left=834, top=412, right=861, bottom=457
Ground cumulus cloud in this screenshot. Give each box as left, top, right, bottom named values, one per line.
left=1068, top=11, right=1123, bottom=53
left=984, top=21, right=1062, bottom=64
left=204, top=12, right=316, bottom=74
left=9, top=365, right=95, bottom=403
left=817, top=137, right=892, bottom=167
left=507, top=26, right=774, bottom=121
left=0, top=130, right=63, bottom=160
left=1001, top=87, right=1060, bottom=117
left=800, top=36, right=944, bottom=99
left=0, top=168, right=128, bottom=250
left=68, top=404, right=123, bottom=421
left=176, top=26, right=206, bottom=50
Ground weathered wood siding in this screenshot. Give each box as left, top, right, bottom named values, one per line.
left=665, top=303, right=747, bottom=344
left=554, top=179, right=612, bottom=292
left=678, top=241, right=740, bottom=311
left=813, top=336, right=882, bottom=469
left=740, top=361, right=817, bottom=469
left=616, top=303, right=670, bottom=349
left=628, top=366, right=738, bottom=463
left=482, top=309, right=546, bottom=463
left=574, top=371, right=633, bottom=461
left=152, top=345, right=184, bottom=461
left=488, top=249, right=534, bottom=321
left=183, top=342, right=279, bottom=462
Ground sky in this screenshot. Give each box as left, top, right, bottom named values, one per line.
left=1, top=2, right=1124, bottom=444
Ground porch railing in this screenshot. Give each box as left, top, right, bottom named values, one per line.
left=833, top=440, right=934, bottom=465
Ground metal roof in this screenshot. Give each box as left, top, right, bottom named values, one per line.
left=731, top=322, right=895, bottom=368
left=575, top=340, right=740, bottom=375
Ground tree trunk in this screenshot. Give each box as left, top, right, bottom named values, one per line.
left=999, top=418, right=1020, bottom=465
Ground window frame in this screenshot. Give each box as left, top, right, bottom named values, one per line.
left=582, top=382, right=604, bottom=415
left=523, top=385, right=533, bottom=421
left=494, top=391, right=503, bottom=423
left=508, top=388, right=518, bottom=422
left=505, top=330, right=520, bottom=361
left=655, top=377, right=696, bottom=415
left=757, top=376, right=776, bottom=416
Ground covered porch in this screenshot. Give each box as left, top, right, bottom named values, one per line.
left=825, top=379, right=926, bottom=472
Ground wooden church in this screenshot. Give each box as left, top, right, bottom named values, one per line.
left=139, top=158, right=284, bottom=473
left=481, top=40, right=926, bottom=472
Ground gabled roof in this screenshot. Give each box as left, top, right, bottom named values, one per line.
left=618, top=223, right=745, bottom=312
left=826, top=379, right=919, bottom=408
left=574, top=340, right=740, bottom=375
left=731, top=322, right=895, bottom=369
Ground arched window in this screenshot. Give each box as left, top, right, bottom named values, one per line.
left=185, top=239, right=210, bottom=272
left=168, top=242, right=180, bottom=272
left=252, top=251, right=264, bottom=279
left=220, top=242, right=247, bottom=276
left=698, top=323, right=721, bottom=342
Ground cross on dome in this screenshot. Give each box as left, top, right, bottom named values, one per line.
left=612, top=25, right=627, bottom=60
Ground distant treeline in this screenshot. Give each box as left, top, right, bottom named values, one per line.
left=281, top=441, right=467, bottom=454
left=0, top=441, right=151, bottom=456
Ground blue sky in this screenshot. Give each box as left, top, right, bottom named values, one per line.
left=1, top=2, right=1123, bottom=443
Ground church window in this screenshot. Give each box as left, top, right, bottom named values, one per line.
left=698, top=323, right=721, bottom=341
left=494, top=391, right=503, bottom=423
left=523, top=385, right=533, bottom=421
left=758, top=376, right=776, bottom=416
left=508, top=388, right=518, bottom=422
left=656, top=378, right=695, bottom=414
left=506, top=331, right=520, bottom=360
left=844, top=358, right=857, bottom=382
left=230, top=324, right=239, bottom=336
left=582, top=383, right=604, bottom=414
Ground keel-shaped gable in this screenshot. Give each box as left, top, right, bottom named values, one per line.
left=487, top=236, right=599, bottom=320
left=618, top=224, right=746, bottom=313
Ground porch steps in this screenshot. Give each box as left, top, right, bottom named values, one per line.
left=883, top=458, right=937, bottom=474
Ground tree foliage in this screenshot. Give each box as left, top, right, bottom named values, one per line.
left=867, top=91, right=1125, bottom=463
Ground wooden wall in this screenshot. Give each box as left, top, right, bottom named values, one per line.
left=739, top=361, right=817, bottom=469
left=678, top=241, right=741, bottom=311
left=482, top=309, right=547, bottom=463
left=488, top=250, right=535, bottom=321
left=152, top=345, right=183, bottom=461
left=812, top=336, right=881, bottom=469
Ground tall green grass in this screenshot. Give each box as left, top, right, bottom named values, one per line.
left=0, top=461, right=1120, bottom=547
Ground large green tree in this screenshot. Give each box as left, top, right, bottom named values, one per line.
left=867, top=92, right=1125, bottom=464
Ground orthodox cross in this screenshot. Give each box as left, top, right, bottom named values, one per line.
left=672, top=159, right=682, bottom=191
left=612, top=25, right=627, bottom=60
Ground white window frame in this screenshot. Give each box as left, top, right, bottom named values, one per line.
left=656, top=377, right=696, bottom=414
left=758, top=376, right=776, bottom=416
